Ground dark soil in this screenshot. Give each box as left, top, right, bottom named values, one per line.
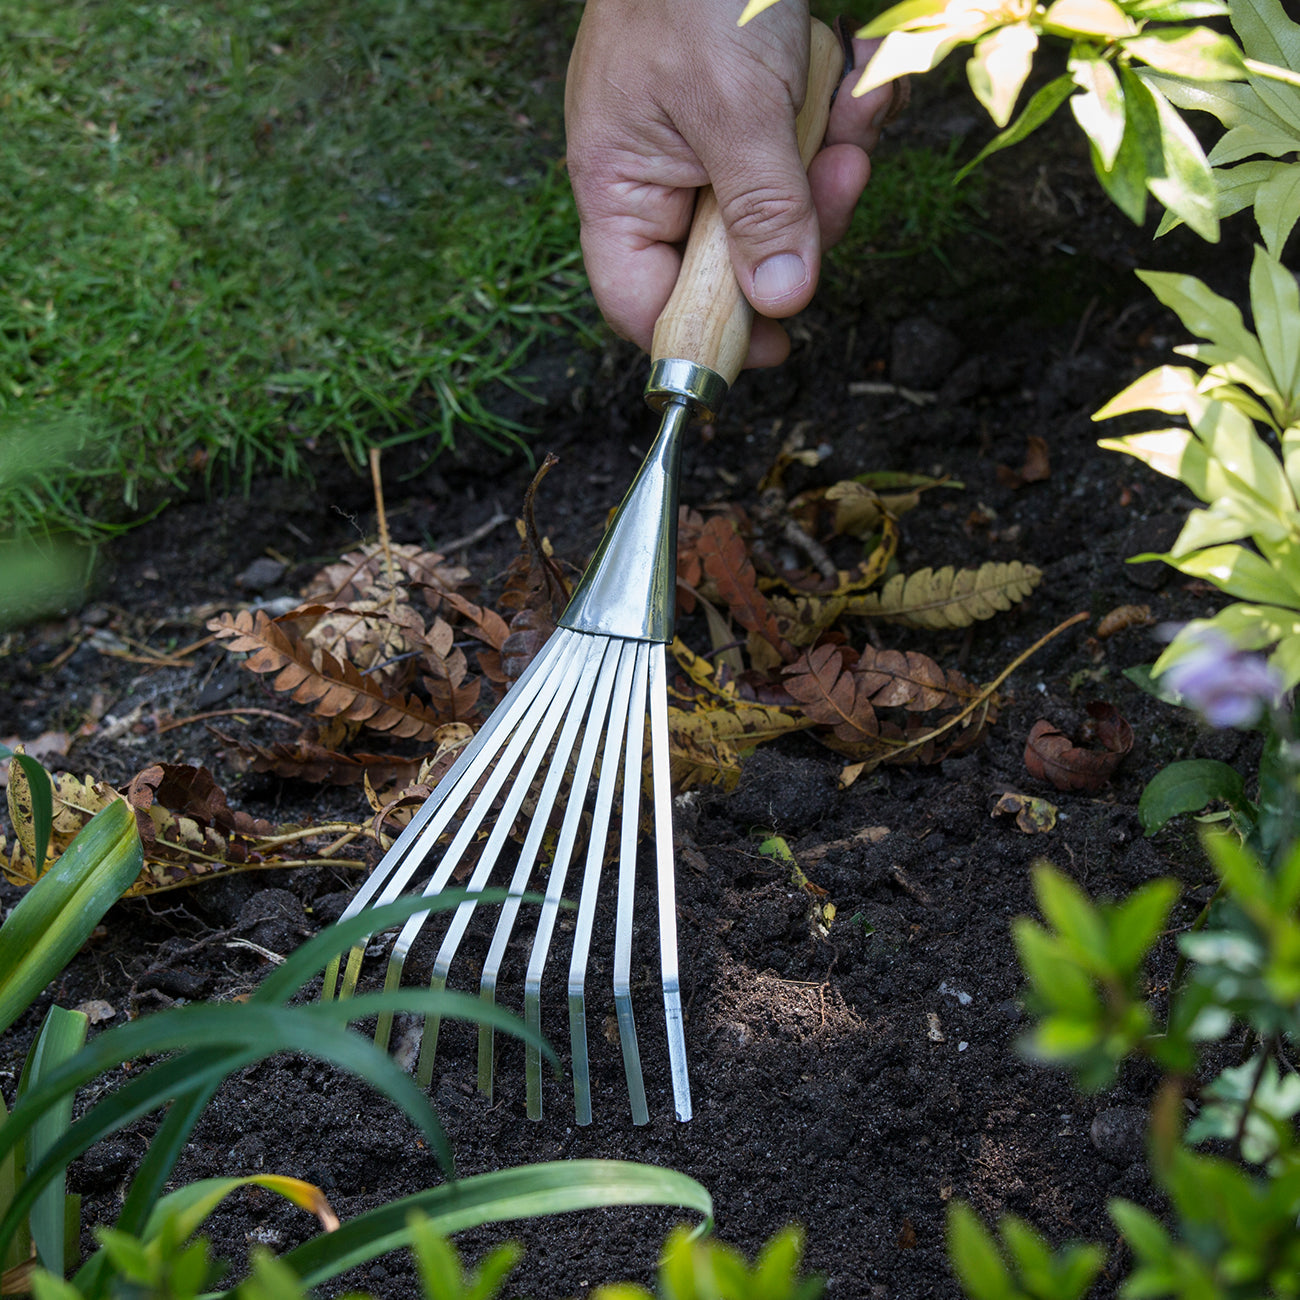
left=1, top=68, right=1256, bottom=1300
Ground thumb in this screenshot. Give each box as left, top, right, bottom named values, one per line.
left=705, top=135, right=821, bottom=319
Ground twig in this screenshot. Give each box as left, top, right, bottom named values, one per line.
left=442, top=507, right=512, bottom=553
left=224, top=938, right=286, bottom=964
left=878, top=610, right=1091, bottom=764
left=156, top=706, right=302, bottom=734
left=369, top=447, right=399, bottom=615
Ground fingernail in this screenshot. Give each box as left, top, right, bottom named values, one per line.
left=753, top=253, right=809, bottom=304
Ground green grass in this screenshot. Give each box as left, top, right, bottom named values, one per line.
left=0, top=0, right=590, bottom=539
left=831, top=138, right=989, bottom=267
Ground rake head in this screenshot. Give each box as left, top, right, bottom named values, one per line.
left=323, top=624, right=690, bottom=1125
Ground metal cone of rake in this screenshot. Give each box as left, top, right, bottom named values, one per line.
left=322, top=21, right=843, bottom=1125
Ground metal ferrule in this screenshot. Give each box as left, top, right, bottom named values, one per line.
left=644, top=358, right=728, bottom=423
left=558, top=397, right=692, bottom=644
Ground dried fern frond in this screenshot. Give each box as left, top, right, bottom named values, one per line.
left=845, top=562, right=1041, bottom=629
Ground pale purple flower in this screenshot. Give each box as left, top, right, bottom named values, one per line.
left=1160, top=628, right=1284, bottom=728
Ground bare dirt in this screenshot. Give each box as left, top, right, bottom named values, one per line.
left=0, top=69, right=1257, bottom=1300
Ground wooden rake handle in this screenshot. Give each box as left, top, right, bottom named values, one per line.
left=649, top=17, right=845, bottom=387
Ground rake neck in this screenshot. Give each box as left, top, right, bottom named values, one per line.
left=558, top=390, right=698, bottom=643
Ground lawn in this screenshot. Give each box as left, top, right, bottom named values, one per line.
left=0, top=0, right=589, bottom=538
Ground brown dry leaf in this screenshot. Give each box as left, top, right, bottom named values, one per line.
left=676, top=507, right=706, bottom=615
left=214, top=730, right=429, bottom=787
left=1024, top=702, right=1133, bottom=792
left=499, top=606, right=556, bottom=682
left=996, top=435, right=1051, bottom=488
left=303, top=543, right=469, bottom=606
left=302, top=599, right=426, bottom=688
left=782, top=644, right=881, bottom=744
left=696, top=514, right=791, bottom=661
left=845, top=562, right=1041, bottom=630
left=1095, top=604, right=1154, bottom=639
left=3, top=763, right=367, bottom=895
left=208, top=609, right=454, bottom=739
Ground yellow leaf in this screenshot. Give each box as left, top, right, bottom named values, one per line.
left=967, top=23, right=1038, bottom=127
left=1042, top=0, right=1137, bottom=38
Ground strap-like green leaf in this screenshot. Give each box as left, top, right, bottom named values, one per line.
left=0, top=799, right=141, bottom=1038
left=0, top=743, right=53, bottom=878
left=265, top=1161, right=713, bottom=1294
left=18, top=1008, right=88, bottom=1273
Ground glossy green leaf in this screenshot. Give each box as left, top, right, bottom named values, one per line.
left=946, top=1202, right=1012, bottom=1300
left=1253, top=159, right=1300, bottom=259
left=1139, top=759, right=1250, bottom=835
left=955, top=75, right=1075, bottom=181
left=0, top=798, right=142, bottom=1038
left=857, top=0, right=949, bottom=40
left=1135, top=269, right=1271, bottom=394
left=263, top=1161, right=713, bottom=1294
left=1124, top=0, right=1228, bottom=15
left=1093, top=68, right=1159, bottom=224
left=1042, top=0, right=1136, bottom=38
left=0, top=989, right=548, bottom=1263
left=1109, top=880, right=1180, bottom=973
left=1142, top=73, right=1220, bottom=241
left=1121, top=27, right=1246, bottom=81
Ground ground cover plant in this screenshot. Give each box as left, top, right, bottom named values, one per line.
left=7, top=0, right=1300, bottom=1297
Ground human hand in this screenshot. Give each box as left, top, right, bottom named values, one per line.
left=564, top=0, right=902, bottom=369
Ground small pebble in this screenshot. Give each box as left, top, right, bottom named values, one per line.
left=1090, top=1105, right=1147, bottom=1165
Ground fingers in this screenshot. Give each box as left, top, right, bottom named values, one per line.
left=574, top=187, right=697, bottom=353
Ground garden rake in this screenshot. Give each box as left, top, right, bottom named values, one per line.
left=323, top=19, right=844, bottom=1126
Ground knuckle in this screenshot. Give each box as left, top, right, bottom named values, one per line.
left=720, top=185, right=808, bottom=244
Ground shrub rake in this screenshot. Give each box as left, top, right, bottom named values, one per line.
left=322, top=20, right=843, bottom=1125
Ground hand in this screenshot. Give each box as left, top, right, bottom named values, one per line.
left=565, top=0, right=902, bottom=368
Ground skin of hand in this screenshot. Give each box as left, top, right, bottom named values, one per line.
left=565, top=0, right=899, bottom=368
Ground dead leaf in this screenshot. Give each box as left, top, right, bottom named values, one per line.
left=996, top=435, right=1051, bottom=488
left=992, top=790, right=1058, bottom=833
left=1024, top=702, right=1133, bottom=792
left=695, top=514, right=791, bottom=662
left=1095, top=604, right=1153, bottom=639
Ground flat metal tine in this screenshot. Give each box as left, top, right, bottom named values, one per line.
left=324, top=630, right=576, bottom=1000
left=414, top=637, right=602, bottom=1088
left=524, top=637, right=622, bottom=1121
left=649, top=644, right=692, bottom=1121
left=567, top=639, right=637, bottom=1125
left=373, top=634, right=588, bottom=1050
left=613, top=642, right=651, bottom=1124
left=475, top=640, right=605, bottom=1099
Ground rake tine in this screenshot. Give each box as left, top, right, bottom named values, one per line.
left=613, top=642, right=651, bottom=1124
left=567, top=639, right=638, bottom=1125
left=325, top=631, right=575, bottom=1000
left=524, top=639, right=623, bottom=1121
left=475, top=641, right=606, bottom=1100
left=372, top=633, right=591, bottom=1051
left=413, top=636, right=604, bottom=1088
left=650, top=643, right=692, bottom=1121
